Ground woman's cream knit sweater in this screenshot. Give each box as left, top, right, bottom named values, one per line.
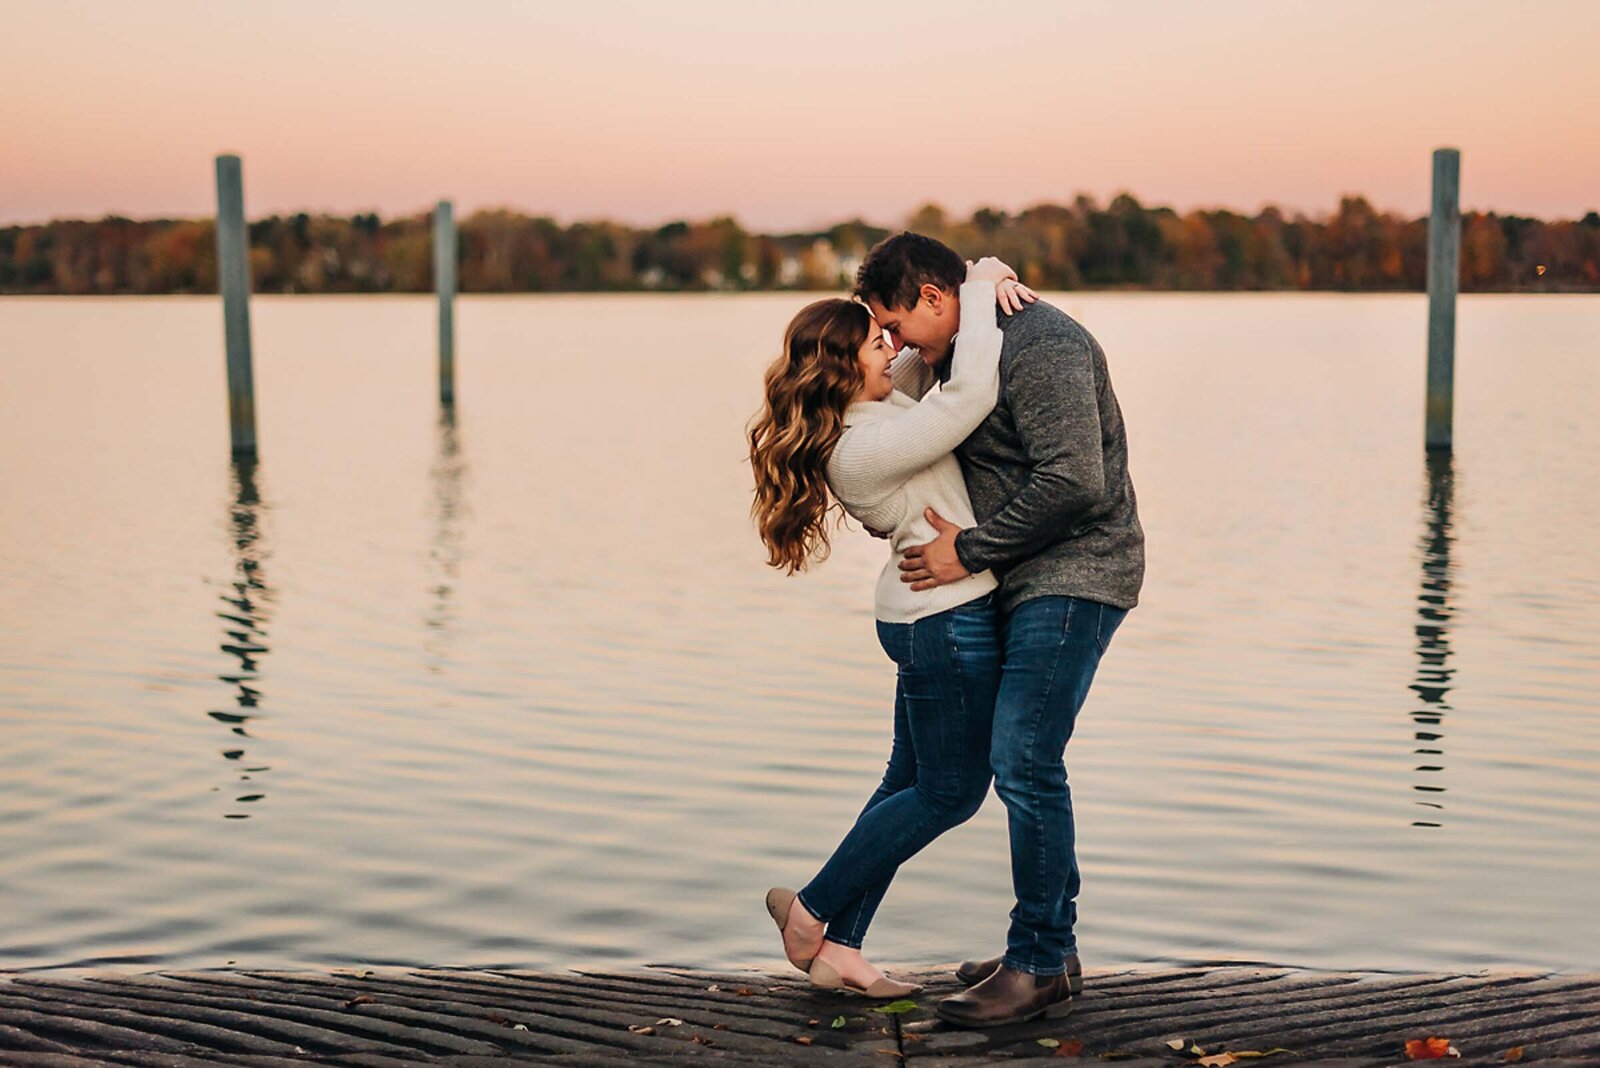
left=825, top=279, right=1003, bottom=623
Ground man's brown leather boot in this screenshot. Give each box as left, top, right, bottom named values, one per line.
left=954, top=952, right=1082, bottom=993
left=935, top=963, right=1074, bottom=1027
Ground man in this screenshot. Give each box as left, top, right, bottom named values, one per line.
left=854, top=232, right=1145, bottom=1027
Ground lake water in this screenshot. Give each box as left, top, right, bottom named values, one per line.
left=2, top=293, right=1597, bottom=978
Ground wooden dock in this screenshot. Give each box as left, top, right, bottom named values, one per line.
left=1, top=964, right=1597, bottom=1066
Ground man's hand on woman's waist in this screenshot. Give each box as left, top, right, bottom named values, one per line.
left=899, top=508, right=972, bottom=591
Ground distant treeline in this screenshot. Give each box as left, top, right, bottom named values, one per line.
left=3, top=195, right=1598, bottom=295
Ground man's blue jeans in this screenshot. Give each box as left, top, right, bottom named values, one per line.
left=796, top=592, right=1002, bottom=948
left=994, top=595, right=1127, bottom=976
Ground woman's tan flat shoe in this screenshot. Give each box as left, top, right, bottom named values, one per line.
left=807, top=957, right=922, bottom=999
left=765, top=887, right=819, bottom=972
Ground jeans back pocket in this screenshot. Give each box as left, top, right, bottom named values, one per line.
left=1094, top=603, right=1129, bottom=655
left=876, top=619, right=915, bottom=667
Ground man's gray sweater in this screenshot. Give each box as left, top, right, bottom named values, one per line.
left=912, top=298, right=1145, bottom=614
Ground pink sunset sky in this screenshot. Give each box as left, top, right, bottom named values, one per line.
left=3, top=0, right=1596, bottom=230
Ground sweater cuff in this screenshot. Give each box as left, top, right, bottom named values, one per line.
left=953, top=529, right=987, bottom=575
left=957, top=278, right=998, bottom=313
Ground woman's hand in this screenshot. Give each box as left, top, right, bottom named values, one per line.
left=966, top=256, right=1038, bottom=315
left=995, top=277, right=1037, bottom=315
left=965, top=256, right=1015, bottom=286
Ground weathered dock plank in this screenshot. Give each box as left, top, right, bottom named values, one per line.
left=0, top=965, right=1594, bottom=1066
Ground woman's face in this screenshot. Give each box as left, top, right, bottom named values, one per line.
left=854, top=321, right=896, bottom=403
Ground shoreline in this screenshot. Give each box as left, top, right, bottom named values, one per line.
left=4, top=288, right=1598, bottom=299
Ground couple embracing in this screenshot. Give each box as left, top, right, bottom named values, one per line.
left=747, top=232, right=1144, bottom=1028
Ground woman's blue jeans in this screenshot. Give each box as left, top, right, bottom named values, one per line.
left=795, top=592, right=1001, bottom=949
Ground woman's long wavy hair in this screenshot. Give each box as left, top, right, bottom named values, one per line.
left=749, top=298, right=873, bottom=574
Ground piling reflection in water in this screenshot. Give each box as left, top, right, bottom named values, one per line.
left=424, top=405, right=469, bottom=675
left=211, top=457, right=274, bottom=819
left=1408, top=451, right=1456, bottom=828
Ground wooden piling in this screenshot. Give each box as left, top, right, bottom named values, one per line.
left=214, top=154, right=258, bottom=457
left=434, top=199, right=457, bottom=405
left=1425, top=148, right=1461, bottom=451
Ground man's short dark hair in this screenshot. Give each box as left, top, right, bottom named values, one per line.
left=854, top=232, right=965, bottom=311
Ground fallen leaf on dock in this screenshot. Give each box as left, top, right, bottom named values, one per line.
left=734, top=985, right=757, bottom=996
left=792, top=1035, right=814, bottom=1045
left=1167, top=1039, right=1188, bottom=1051
left=832, top=1015, right=847, bottom=1028
left=341, top=994, right=374, bottom=1009
left=1405, top=1036, right=1460, bottom=1060
left=655, top=1017, right=683, bottom=1027
left=1054, top=1039, right=1086, bottom=1057
left=1197, top=1055, right=1238, bottom=1068
left=484, top=1011, right=511, bottom=1026
left=1039, top=1038, right=1061, bottom=1048
left=1503, top=1049, right=1524, bottom=1063
left=627, top=1025, right=656, bottom=1035
left=871, top=998, right=918, bottom=1014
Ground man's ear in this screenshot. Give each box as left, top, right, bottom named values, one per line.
left=919, top=283, right=947, bottom=313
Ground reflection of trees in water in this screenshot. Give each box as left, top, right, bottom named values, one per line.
left=424, top=405, right=469, bottom=675
left=212, top=458, right=274, bottom=819
left=1409, top=451, right=1456, bottom=828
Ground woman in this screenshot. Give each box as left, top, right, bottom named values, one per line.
left=748, top=257, right=1036, bottom=997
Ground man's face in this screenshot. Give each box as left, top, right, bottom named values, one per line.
left=865, top=284, right=958, bottom=367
